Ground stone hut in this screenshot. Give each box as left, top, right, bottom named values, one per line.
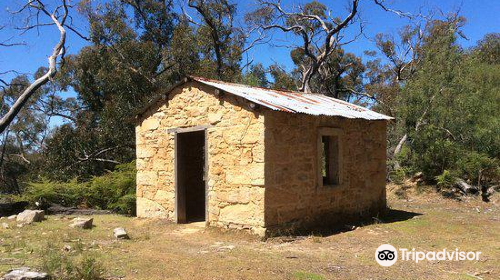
left=135, top=76, right=392, bottom=237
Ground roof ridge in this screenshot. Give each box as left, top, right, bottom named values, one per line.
left=136, top=76, right=394, bottom=121
left=188, top=75, right=308, bottom=95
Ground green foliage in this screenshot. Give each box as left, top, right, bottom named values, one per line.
left=456, top=152, right=499, bottom=184
left=86, top=161, right=136, bottom=215
left=293, top=271, right=325, bottom=280
left=389, top=168, right=407, bottom=185
left=75, top=256, right=105, bottom=280
left=0, top=74, right=53, bottom=193
left=393, top=145, right=414, bottom=171
left=241, top=63, right=269, bottom=87
left=435, top=170, right=456, bottom=189
left=24, top=179, right=86, bottom=208
left=22, top=162, right=136, bottom=215
left=409, top=126, right=462, bottom=179
left=268, top=64, right=297, bottom=90
left=112, top=193, right=137, bottom=216
left=41, top=242, right=104, bottom=280
left=394, top=19, right=500, bottom=187
left=37, top=0, right=246, bottom=183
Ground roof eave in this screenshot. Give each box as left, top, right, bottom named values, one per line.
left=134, top=75, right=394, bottom=123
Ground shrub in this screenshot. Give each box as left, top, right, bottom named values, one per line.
left=40, top=242, right=104, bottom=280
left=435, top=170, right=456, bottom=190
left=22, top=161, right=136, bottom=214
left=456, top=151, right=499, bottom=184
left=111, top=193, right=136, bottom=216
left=389, top=167, right=412, bottom=184
left=75, top=256, right=105, bottom=280
left=85, top=161, right=136, bottom=214
left=389, top=169, right=405, bottom=184
left=23, top=179, right=87, bottom=208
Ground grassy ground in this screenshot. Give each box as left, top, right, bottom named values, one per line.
left=1, top=185, right=498, bottom=280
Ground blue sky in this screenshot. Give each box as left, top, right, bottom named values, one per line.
left=245, top=0, right=500, bottom=71
left=0, top=0, right=499, bottom=86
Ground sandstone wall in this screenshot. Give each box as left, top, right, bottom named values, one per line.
left=264, top=112, right=387, bottom=232
left=136, top=82, right=266, bottom=234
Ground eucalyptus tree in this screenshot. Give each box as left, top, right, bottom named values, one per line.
left=246, top=0, right=361, bottom=93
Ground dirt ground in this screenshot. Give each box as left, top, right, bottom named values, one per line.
left=1, top=185, right=499, bottom=280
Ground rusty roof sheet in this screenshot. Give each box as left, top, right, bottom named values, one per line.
left=191, top=76, right=393, bottom=120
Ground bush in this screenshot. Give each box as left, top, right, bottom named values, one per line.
left=403, top=125, right=499, bottom=189
left=111, top=193, right=136, bottom=216
left=23, top=179, right=86, bottom=208
left=435, top=170, right=456, bottom=190
left=389, top=167, right=412, bottom=184
left=456, top=152, right=499, bottom=185
left=389, top=168, right=406, bottom=184
left=85, top=161, right=136, bottom=214
left=41, top=242, right=104, bottom=280
left=75, top=256, right=105, bottom=280
left=22, top=161, right=136, bottom=214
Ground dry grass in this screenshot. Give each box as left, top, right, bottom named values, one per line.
left=1, top=186, right=499, bottom=280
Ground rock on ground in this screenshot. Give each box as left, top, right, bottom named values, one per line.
left=16, top=210, right=44, bottom=224
left=69, top=217, right=93, bottom=229
left=1, top=222, right=8, bottom=229
left=113, top=227, right=129, bottom=239
left=1, top=267, right=48, bottom=280
left=7, top=215, right=17, bottom=220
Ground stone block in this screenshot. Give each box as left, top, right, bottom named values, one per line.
left=219, top=203, right=263, bottom=226
left=226, top=168, right=252, bottom=185
left=208, top=112, right=223, bottom=124
left=136, top=197, right=169, bottom=218
left=136, top=146, right=156, bottom=158
left=154, top=190, right=174, bottom=203
left=113, top=227, right=130, bottom=239
left=136, top=171, right=157, bottom=186
left=141, top=118, right=160, bottom=131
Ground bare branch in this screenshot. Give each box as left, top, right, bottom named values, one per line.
left=0, top=0, right=68, bottom=134
left=68, top=146, right=122, bottom=168
left=374, top=0, right=415, bottom=19
left=66, top=24, right=90, bottom=41
left=0, top=32, right=27, bottom=47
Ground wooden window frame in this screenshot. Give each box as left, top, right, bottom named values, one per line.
left=317, top=127, right=343, bottom=188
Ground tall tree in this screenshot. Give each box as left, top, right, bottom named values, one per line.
left=247, top=0, right=360, bottom=93
left=393, top=16, right=499, bottom=193
left=185, top=0, right=244, bottom=81
left=41, top=0, right=253, bottom=179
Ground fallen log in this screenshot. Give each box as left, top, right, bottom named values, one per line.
left=0, top=201, right=28, bottom=217
left=455, top=179, right=479, bottom=194
left=47, top=204, right=112, bottom=215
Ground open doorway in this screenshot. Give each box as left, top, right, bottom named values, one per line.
left=175, top=130, right=206, bottom=223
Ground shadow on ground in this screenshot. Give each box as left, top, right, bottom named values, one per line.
left=381, top=208, right=422, bottom=223
left=268, top=208, right=422, bottom=240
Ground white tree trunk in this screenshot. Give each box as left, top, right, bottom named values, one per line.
left=0, top=1, right=67, bottom=134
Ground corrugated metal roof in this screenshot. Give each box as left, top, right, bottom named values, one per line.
left=191, top=76, right=393, bottom=120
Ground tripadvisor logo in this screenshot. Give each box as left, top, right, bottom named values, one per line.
left=375, top=244, right=397, bottom=267
left=375, top=244, right=481, bottom=267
